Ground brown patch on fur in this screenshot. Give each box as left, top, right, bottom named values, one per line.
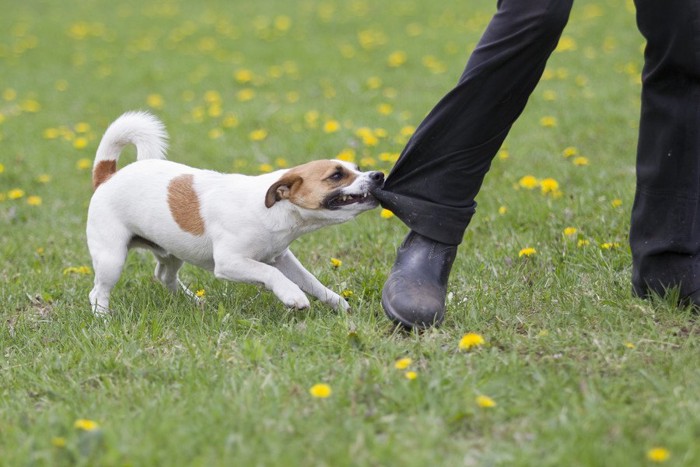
left=265, top=160, right=358, bottom=209
left=92, top=160, right=117, bottom=190
left=167, top=174, right=205, bottom=236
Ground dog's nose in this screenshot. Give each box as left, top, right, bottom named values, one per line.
left=369, top=171, right=385, bottom=183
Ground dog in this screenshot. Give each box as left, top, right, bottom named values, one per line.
left=86, top=111, right=384, bottom=315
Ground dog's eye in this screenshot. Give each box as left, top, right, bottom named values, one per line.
left=328, top=171, right=344, bottom=181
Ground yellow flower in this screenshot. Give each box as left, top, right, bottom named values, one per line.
left=476, top=395, right=496, bottom=408
left=323, top=120, right=340, bottom=133
left=274, top=15, right=292, bottom=32
left=336, top=148, right=356, bottom=162
left=646, top=447, right=670, bottom=463
left=555, top=36, right=577, bottom=52
left=8, top=188, right=25, bottom=200
left=76, top=158, right=92, bottom=170
left=237, top=88, right=256, bottom=102
left=624, top=342, right=636, bottom=349
left=341, top=289, right=353, bottom=298
left=573, top=156, right=589, bottom=166
left=27, top=195, right=42, bottom=206
left=20, top=99, right=41, bottom=113
left=563, top=227, right=577, bottom=237
left=611, top=198, right=623, bottom=208
left=562, top=146, right=578, bottom=158
left=63, top=266, right=92, bottom=275
left=394, top=357, right=412, bottom=370
left=258, top=163, right=274, bottom=173
left=208, top=128, right=223, bottom=139
left=74, top=122, right=91, bottom=133
left=399, top=126, right=415, bottom=137
left=51, top=437, right=67, bottom=448
left=309, top=383, right=332, bottom=398
left=377, top=103, right=393, bottom=115
left=2, top=88, right=17, bottom=101
left=43, top=128, right=60, bottom=139
left=539, top=116, right=557, bottom=127
left=518, top=175, right=539, bottom=190
left=234, top=69, right=254, bottom=83
left=222, top=114, right=239, bottom=128
left=249, top=129, right=268, bottom=141
left=600, top=242, right=620, bottom=250
left=540, top=178, right=559, bottom=195
left=146, top=93, right=164, bottom=109
left=459, top=332, right=485, bottom=350
left=519, top=247, right=537, bottom=258
left=498, top=149, right=509, bottom=160
left=73, top=137, right=89, bottom=150
left=366, top=76, right=382, bottom=89
left=330, top=257, right=342, bottom=268
left=387, top=50, right=407, bottom=67
left=404, top=371, right=418, bottom=380
left=275, top=158, right=288, bottom=168
left=542, top=90, right=557, bottom=101
left=498, top=206, right=507, bottom=215
left=0, top=163, right=4, bottom=174
left=195, top=289, right=205, bottom=298
left=380, top=209, right=394, bottom=219
left=359, top=157, right=376, bottom=168
left=577, top=239, right=590, bottom=247
left=74, top=419, right=99, bottom=431
left=37, top=174, right=51, bottom=183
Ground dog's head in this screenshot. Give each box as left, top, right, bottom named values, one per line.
left=265, top=160, right=384, bottom=221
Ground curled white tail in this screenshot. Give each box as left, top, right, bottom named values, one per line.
left=92, top=111, right=169, bottom=189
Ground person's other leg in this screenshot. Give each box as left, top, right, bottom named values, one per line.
left=630, top=0, right=700, bottom=302
left=374, top=0, right=573, bottom=328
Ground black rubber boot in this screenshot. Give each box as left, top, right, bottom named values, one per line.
left=381, top=231, right=457, bottom=329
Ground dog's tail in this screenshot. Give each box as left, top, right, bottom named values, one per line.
left=92, top=111, right=169, bottom=190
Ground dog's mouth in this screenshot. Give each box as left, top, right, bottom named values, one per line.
left=324, top=191, right=378, bottom=210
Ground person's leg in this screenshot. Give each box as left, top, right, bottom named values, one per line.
left=630, top=0, right=700, bottom=302
left=374, top=0, right=573, bottom=328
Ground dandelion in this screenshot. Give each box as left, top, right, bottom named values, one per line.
left=377, top=103, right=393, bottom=115
left=600, top=242, right=620, bottom=250
left=195, top=289, right=205, bottom=298
left=2, top=88, right=16, bottom=101
left=222, top=114, right=239, bottom=128
left=498, top=149, right=509, bottom=160
left=237, top=88, right=256, bottom=102
left=0, top=163, right=4, bottom=174
left=646, top=447, right=670, bottom=463
left=577, top=239, right=590, bottom=247
left=380, top=209, right=394, bottom=219
left=20, top=99, right=41, bottom=113
left=258, top=163, right=274, bottom=173
left=394, top=357, right=412, bottom=370
left=624, top=342, right=636, bottom=349
left=366, top=76, right=382, bottom=89
left=519, top=247, right=537, bottom=257
left=540, top=178, right=560, bottom=195
left=74, top=122, right=91, bottom=133
left=562, top=146, right=578, bottom=158
left=73, top=137, right=89, bottom=150
left=378, top=152, right=399, bottom=163
left=573, top=156, right=589, bottom=166
left=518, top=175, right=539, bottom=189
left=498, top=206, right=507, bottom=215
left=336, top=148, right=356, bottom=162
left=43, top=128, right=60, bottom=139
left=309, top=383, right=332, bottom=398
left=611, top=198, right=623, bottom=208
left=330, top=257, right=342, bottom=268
left=37, top=174, right=51, bottom=184
left=341, top=289, right=353, bottom=298
left=208, top=128, right=223, bottom=139
left=234, top=69, right=254, bottom=83
left=274, top=15, right=292, bottom=32
left=476, top=395, right=496, bottom=408
left=27, top=195, right=42, bottom=206
left=63, top=266, right=92, bottom=275
left=249, top=129, right=268, bottom=142
left=539, top=116, right=557, bottom=127
left=404, top=371, right=418, bottom=380
left=458, top=332, right=485, bottom=350
left=323, top=120, right=340, bottom=133
left=563, top=227, right=577, bottom=237
left=74, top=419, right=99, bottom=431
left=387, top=50, right=407, bottom=67
left=146, top=93, right=164, bottom=109
left=51, top=437, right=67, bottom=448
left=76, top=158, right=91, bottom=170
left=542, top=90, right=557, bottom=101
left=275, top=158, right=288, bottom=168
left=8, top=188, right=25, bottom=200
left=556, top=36, right=577, bottom=52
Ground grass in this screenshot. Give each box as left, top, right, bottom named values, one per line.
left=1, top=0, right=699, bottom=465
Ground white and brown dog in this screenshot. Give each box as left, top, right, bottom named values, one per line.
left=86, top=111, right=384, bottom=315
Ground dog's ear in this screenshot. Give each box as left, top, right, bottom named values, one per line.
left=265, top=174, right=303, bottom=208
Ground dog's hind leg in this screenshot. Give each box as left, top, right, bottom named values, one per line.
left=88, top=240, right=128, bottom=316
left=154, top=253, right=202, bottom=304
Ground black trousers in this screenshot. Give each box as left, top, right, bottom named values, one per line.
left=373, top=0, right=700, bottom=298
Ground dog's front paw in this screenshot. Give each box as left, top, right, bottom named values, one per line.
left=275, top=284, right=310, bottom=309
left=334, top=296, right=350, bottom=312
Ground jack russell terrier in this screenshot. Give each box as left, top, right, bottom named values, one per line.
left=86, top=111, right=384, bottom=315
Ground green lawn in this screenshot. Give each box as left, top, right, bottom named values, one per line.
left=1, top=0, right=698, bottom=465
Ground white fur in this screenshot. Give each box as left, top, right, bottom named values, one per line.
left=86, top=111, right=382, bottom=315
